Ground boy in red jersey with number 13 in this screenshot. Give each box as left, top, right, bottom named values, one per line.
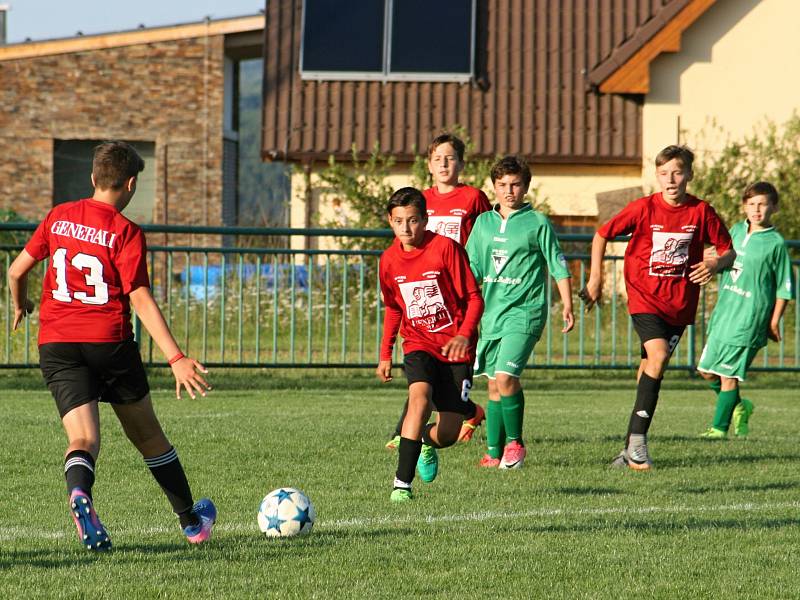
left=376, top=187, right=484, bottom=502
left=579, top=145, right=734, bottom=470
left=8, top=141, right=215, bottom=551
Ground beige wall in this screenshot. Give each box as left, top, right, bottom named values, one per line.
left=642, top=0, right=799, bottom=187
left=289, top=162, right=642, bottom=250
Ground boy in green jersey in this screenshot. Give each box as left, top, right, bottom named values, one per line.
left=697, top=182, right=794, bottom=438
left=466, top=156, right=574, bottom=468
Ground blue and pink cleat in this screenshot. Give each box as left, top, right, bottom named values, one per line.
left=69, top=488, right=112, bottom=552
left=183, top=498, right=217, bottom=544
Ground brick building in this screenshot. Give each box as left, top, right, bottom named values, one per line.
left=0, top=14, right=264, bottom=233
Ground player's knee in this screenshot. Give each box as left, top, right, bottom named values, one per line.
left=494, top=373, right=520, bottom=396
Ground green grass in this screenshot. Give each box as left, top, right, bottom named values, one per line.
left=2, top=375, right=800, bottom=599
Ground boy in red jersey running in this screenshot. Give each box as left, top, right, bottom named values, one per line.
left=384, top=133, right=491, bottom=449
left=8, top=141, right=215, bottom=550
left=377, top=187, right=484, bottom=502
left=579, top=145, right=734, bottom=470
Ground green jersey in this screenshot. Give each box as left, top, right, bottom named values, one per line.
left=707, top=220, right=794, bottom=348
left=466, top=203, right=570, bottom=339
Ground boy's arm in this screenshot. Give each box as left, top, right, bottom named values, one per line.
left=689, top=247, right=735, bottom=285
left=128, top=286, right=211, bottom=399
left=578, top=232, right=609, bottom=310
left=7, top=250, right=38, bottom=330
left=556, top=277, right=575, bottom=333
left=442, top=244, right=484, bottom=361
left=768, top=299, right=789, bottom=342
left=377, top=304, right=402, bottom=382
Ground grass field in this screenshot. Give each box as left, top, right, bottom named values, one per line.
left=2, top=372, right=800, bottom=599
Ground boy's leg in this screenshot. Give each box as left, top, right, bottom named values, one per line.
left=483, top=378, right=505, bottom=464
left=61, top=401, right=101, bottom=498
left=711, top=377, right=739, bottom=432
left=112, top=396, right=199, bottom=529
left=496, top=373, right=526, bottom=469
left=393, top=381, right=432, bottom=498
left=386, top=399, right=410, bottom=449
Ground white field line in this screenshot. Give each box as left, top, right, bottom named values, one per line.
left=2, top=500, right=800, bottom=543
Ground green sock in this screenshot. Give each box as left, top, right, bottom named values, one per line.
left=712, top=389, right=740, bottom=431
left=486, top=400, right=505, bottom=459
left=709, top=379, right=722, bottom=395
left=501, top=389, right=525, bottom=444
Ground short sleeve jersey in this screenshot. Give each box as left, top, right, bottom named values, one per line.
left=597, top=193, right=732, bottom=326
left=707, top=221, right=794, bottom=348
left=379, top=232, right=484, bottom=363
left=423, top=184, right=492, bottom=246
left=466, top=204, right=570, bottom=338
left=25, top=198, right=151, bottom=344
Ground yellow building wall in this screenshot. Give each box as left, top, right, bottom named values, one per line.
left=642, top=0, right=800, bottom=187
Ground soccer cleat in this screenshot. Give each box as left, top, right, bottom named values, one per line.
left=69, top=488, right=111, bottom=552
left=700, top=427, right=727, bottom=440
left=384, top=435, right=401, bottom=451
left=416, top=444, right=439, bottom=482
left=457, top=403, right=486, bottom=443
left=626, top=441, right=653, bottom=471
left=478, top=453, right=501, bottom=468
left=609, top=447, right=652, bottom=471
left=390, top=488, right=413, bottom=502
left=733, top=398, right=754, bottom=437
left=183, top=498, right=217, bottom=544
left=499, top=440, right=526, bottom=469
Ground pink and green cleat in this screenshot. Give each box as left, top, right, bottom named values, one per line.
left=69, top=488, right=111, bottom=552
left=183, top=498, right=217, bottom=544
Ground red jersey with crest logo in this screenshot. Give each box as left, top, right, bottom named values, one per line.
left=25, top=198, right=151, bottom=344
left=423, top=184, right=491, bottom=246
left=597, top=192, right=732, bottom=326
left=379, top=231, right=484, bottom=363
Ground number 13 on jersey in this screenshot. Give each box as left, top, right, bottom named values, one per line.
left=51, top=248, right=109, bottom=305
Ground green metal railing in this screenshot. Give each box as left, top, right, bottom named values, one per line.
left=1, top=223, right=798, bottom=372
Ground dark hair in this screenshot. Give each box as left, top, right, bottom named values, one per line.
left=92, top=141, right=145, bottom=190
left=386, top=187, right=427, bottom=216
left=427, top=133, right=466, bottom=162
left=490, top=155, right=532, bottom=187
left=655, top=145, right=694, bottom=171
left=743, top=181, right=779, bottom=206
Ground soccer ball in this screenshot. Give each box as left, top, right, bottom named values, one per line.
left=257, top=488, right=316, bottom=537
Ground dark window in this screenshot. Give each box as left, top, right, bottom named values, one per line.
left=53, top=140, right=156, bottom=224
left=301, top=0, right=474, bottom=81
left=301, top=0, right=384, bottom=73
left=390, top=0, right=472, bottom=74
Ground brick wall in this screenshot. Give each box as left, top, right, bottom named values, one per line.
left=0, top=36, right=225, bottom=240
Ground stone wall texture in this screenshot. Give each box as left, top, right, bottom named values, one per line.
left=0, top=36, right=226, bottom=240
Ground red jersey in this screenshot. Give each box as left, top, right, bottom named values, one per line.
left=597, top=192, right=732, bottom=326
left=423, top=184, right=491, bottom=246
left=25, top=198, right=151, bottom=344
left=379, top=231, right=484, bottom=363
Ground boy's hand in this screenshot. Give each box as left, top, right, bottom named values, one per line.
left=689, top=258, right=716, bottom=285
left=12, top=298, right=34, bottom=330
left=768, top=319, right=782, bottom=342
left=578, top=278, right=602, bottom=311
left=171, top=357, right=211, bottom=399
left=376, top=360, right=393, bottom=382
left=561, top=306, right=575, bottom=333
left=441, top=335, right=469, bottom=361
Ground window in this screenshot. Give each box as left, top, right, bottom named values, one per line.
left=300, top=0, right=475, bottom=82
left=53, top=140, right=156, bottom=224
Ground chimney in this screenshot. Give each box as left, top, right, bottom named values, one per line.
left=0, top=5, right=8, bottom=46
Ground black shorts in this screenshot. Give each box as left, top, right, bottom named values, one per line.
left=631, top=313, right=686, bottom=359
left=403, top=351, right=473, bottom=416
left=39, top=339, right=150, bottom=418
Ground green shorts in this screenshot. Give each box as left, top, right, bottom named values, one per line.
left=474, top=332, right=539, bottom=379
left=697, top=336, right=760, bottom=381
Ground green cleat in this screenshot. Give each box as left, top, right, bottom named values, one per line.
left=416, top=444, right=439, bottom=483
left=733, top=398, right=754, bottom=437
left=385, top=435, right=401, bottom=451
left=390, top=488, right=412, bottom=502
left=700, top=427, right=727, bottom=440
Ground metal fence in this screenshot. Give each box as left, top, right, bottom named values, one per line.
left=1, top=223, right=798, bottom=372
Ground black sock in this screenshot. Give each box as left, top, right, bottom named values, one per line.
left=626, top=373, right=662, bottom=443
left=65, top=450, right=95, bottom=499
left=144, top=447, right=198, bottom=528
left=396, top=437, right=422, bottom=485
left=392, top=399, right=410, bottom=437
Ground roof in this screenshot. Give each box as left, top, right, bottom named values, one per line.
left=262, top=0, right=711, bottom=165
left=0, top=14, right=265, bottom=62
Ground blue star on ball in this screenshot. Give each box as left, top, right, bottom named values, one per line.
left=275, top=489, right=294, bottom=504
left=293, top=506, right=312, bottom=527
left=266, top=513, right=285, bottom=533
